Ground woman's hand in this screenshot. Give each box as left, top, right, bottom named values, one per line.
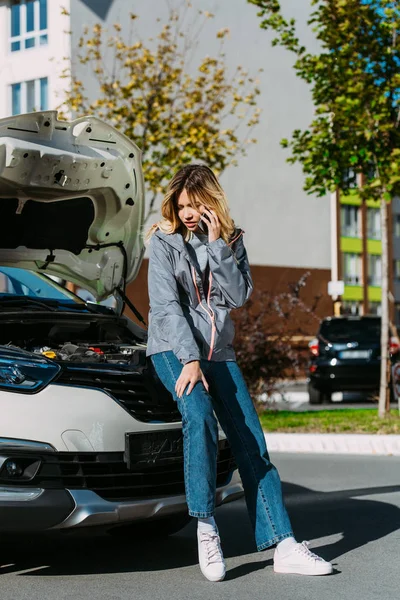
left=200, top=207, right=221, bottom=243
left=175, top=360, right=209, bottom=398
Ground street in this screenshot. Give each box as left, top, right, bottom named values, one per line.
left=0, top=453, right=399, bottom=600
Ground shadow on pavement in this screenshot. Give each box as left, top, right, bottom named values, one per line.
left=0, top=481, right=398, bottom=578
left=281, top=481, right=400, bottom=563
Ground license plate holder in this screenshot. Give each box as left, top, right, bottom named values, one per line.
left=339, top=350, right=370, bottom=359
left=124, top=430, right=184, bottom=470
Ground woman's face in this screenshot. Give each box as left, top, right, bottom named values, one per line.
left=176, top=189, right=204, bottom=232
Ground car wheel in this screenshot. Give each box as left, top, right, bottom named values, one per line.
left=308, top=382, right=327, bottom=405
left=108, top=514, right=193, bottom=538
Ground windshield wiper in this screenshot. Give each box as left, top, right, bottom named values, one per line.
left=0, top=296, right=113, bottom=315
left=0, top=297, right=58, bottom=312
left=51, top=299, right=102, bottom=314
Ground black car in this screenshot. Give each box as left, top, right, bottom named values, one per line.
left=307, top=316, right=400, bottom=404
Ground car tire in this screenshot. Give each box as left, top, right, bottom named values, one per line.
left=108, top=514, right=192, bottom=538
left=308, top=382, right=327, bottom=405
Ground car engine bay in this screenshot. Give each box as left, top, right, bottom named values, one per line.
left=0, top=314, right=148, bottom=366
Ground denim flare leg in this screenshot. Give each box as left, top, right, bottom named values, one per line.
left=150, top=351, right=294, bottom=551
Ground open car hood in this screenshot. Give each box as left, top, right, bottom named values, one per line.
left=0, top=111, right=145, bottom=300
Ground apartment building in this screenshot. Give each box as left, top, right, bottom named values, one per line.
left=0, top=0, right=71, bottom=119
left=332, top=180, right=400, bottom=325
left=0, top=0, right=337, bottom=327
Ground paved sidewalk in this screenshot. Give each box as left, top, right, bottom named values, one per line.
left=265, top=432, right=400, bottom=456
left=260, top=378, right=398, bottom=411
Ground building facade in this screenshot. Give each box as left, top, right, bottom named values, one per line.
left=0, top=0, right=71, bottom=119
left=332, top=181, right=400, bottom=326
left=0, top=0, right=336, bottom=328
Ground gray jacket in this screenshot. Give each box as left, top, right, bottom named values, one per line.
left=146, top=227, right=253, bottom=364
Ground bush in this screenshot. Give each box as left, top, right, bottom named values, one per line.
left=232, top=273, right=322, bottom=402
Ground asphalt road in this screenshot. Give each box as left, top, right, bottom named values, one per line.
left=1, top=453, right=399, bottom=600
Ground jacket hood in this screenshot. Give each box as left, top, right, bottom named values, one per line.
left=0, top=111, right=145, bottom=300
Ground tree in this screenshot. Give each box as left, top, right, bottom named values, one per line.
left=60, top=2, right=261, bottom=222
left=249, top=0, right=400, bottom=417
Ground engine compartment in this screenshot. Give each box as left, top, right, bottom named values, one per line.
left=0, top=314, right=148, bottom=366
left=0, top=312, right=181, bottom=423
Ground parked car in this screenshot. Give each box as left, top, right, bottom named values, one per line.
left=307, top=315, right=400, bottom=404
left=0, top=111, right=242, bottom=535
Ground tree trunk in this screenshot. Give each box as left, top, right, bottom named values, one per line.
left=378, top=195, right=390, bottom=418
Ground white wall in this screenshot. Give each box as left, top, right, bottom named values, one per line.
left=0, top=0, right=71, bottom=118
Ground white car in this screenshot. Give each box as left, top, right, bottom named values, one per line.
left=0, top=111, right=243, bottom=536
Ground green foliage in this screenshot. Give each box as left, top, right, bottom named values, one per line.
left=259, top=409, right=400, bottom=434
left=60, top=4, right=261, bottom=220
left=232, top=273, right=321, bottom=399
left=248, top=0, right=400, bottom=201
left=249, top=1, right=400, bottom=418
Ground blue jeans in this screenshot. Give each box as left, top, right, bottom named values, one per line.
left=150, top=351, right=294, bottom=551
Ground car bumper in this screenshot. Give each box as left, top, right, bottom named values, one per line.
left=53, top=470, right=244, bottom=530
left=0, top=437, right=240, bottom=532
left=0, top=472, right=243, bottom=532
left=0, top=487, right=75, bottom=532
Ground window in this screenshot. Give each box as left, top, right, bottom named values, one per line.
left=342, top=167, right=358, bottom=189
left=11, top=77, right=48, bottom=115
left=367, top=207, right=381, bottom=240
left=0, top=267, right=74, bottom=300
left=395, top=215, right=400, bottom=238
left=340, top=301, right=362, bottom=316
left=341, top=205, right=361, bottom=237
left=9, top=0, right=47, bottom=52
left=368, top=254, right=382, bottom=287
left=394, top=260, right=400, bottom=280
left=365, top=163, right=377, bottom=182
left=343, top=253, right=362, bottom=285
left=369, top=302, right=382, bottom=316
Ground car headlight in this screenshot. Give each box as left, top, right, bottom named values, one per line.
left=0, top=347, right=60, bottom=394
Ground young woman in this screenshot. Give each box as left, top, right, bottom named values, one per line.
left=145, top=164, right=332, bottom=582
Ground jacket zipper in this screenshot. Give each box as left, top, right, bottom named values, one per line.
left=190, top=231, right=243, bottom=360
left=191, top=266, right=216, bottom=360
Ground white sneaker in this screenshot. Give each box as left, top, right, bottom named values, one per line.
left=274, top=540, right=333, bottom=576
left=197, top=529, right=226, bottom=582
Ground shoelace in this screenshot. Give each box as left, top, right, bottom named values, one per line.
left=295, top=541, right=324, bottom=562
left=199, top=532, right=224, bottom=565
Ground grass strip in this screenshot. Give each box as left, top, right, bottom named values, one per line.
left=259, top=409, right=400, bottom=434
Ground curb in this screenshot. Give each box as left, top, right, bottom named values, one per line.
left=264, top=432, right=400, bottom=456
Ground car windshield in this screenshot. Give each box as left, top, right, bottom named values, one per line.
left=0, top=267, right=83, bottom=303
left=319, top=319, right=381, bottom=342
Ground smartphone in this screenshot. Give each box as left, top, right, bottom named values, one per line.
left=197, top=213, right=210, bottom=233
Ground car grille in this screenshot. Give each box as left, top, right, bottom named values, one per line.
left=28, top=439, right=236, bottom=502
left=55, top=365, right=181, bottom=423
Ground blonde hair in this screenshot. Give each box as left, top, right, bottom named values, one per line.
left=145, top=164, right=236, bottom=244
